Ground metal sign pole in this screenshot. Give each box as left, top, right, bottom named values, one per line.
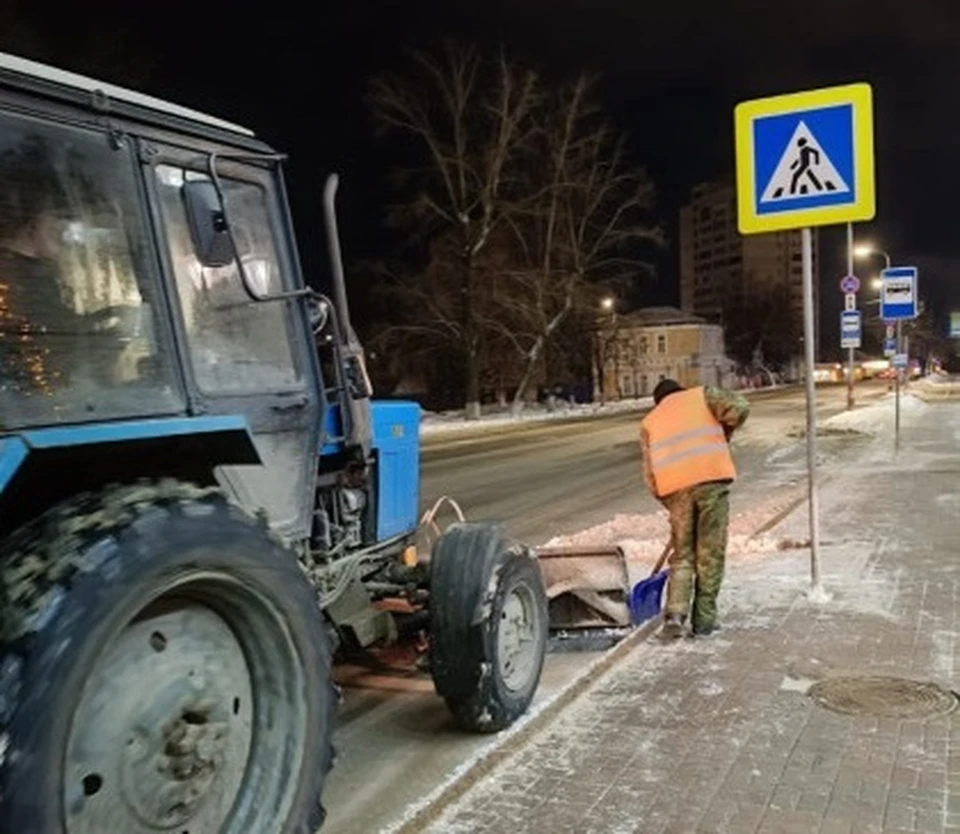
left=895, top=319, right=902, bottom=450
left=846, top=223, right=855, bottom=409
left=903, top=334, right=910, bottom=390
left=801, top=227, right=822, bottom=590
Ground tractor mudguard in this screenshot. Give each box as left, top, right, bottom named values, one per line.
left=0, top=417, right=260, bottom=535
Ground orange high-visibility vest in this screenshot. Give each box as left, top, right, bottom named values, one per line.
left=641, top=387, right=736, bottom=497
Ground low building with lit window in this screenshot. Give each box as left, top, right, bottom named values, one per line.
left=593, top=306, right=735, bottom=401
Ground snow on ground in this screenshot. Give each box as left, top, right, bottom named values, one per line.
left=420, top=397, right=654, bottom=438
left=541, top=482, right=809, bottom=572
left=721, top=539, right=904, bottom=628
left=818, top=391, right=926, bottom=436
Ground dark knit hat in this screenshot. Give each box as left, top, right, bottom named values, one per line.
left=653, top=379, right=684, bottom=405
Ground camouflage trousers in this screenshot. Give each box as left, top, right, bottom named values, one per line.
left=662, top=482, right=731, bottom=631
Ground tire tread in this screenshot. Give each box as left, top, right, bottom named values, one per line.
left=0, top=479, right=334, bottom=834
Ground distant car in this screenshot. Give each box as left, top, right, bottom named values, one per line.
left=877, top=368, right=896, bottom=380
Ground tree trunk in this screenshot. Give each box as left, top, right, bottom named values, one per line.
left=509, top=337, right=545, bottom=416
left=593, top=333, right=606, bottom=405
left=464, top=346, right=481, bottom=419
left=613, top=350, right=621, bottom=400
left=495, top=373, right=507, bottom=409
left=595, top=365, right=606, bottom=405
left=461, top=248, right=482, bottom=420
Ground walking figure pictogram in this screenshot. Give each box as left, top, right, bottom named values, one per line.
left=790, top=138, right=824, bottom=194
left=763, top=122, right=847, bottom=202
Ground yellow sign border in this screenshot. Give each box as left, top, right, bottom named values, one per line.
left=735, top=83, right=875, bottom=235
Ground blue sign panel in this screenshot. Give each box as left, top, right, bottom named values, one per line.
left=880, top=267, right=918, bottom=321
left=840, top=310, right=861, bottom=349
left=754, top=105, right=856, bottom=216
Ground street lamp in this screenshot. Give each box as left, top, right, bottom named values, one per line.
left=597, top=296, right=619, bottom=402
left=869, top=277, right=883, bottom=291
left=853, top=244, right=891, bottom=270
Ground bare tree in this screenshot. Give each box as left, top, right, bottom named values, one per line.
left=489, top=77, right=661, bottom=413
left=369, top=42, right=538, bottom=418
left=366, top=230, right=513, bottom=407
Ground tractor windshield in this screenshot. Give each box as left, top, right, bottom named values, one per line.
left=0, top=111, right=181, bottom=429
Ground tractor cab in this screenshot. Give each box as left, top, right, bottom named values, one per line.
left=0, top=53, right=342, bottom=544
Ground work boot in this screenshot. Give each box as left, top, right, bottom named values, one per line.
left=659, top=613, right=685, bottom=641
left=691, top=622, right=720, bottom=638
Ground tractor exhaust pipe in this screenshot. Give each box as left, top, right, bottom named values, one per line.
left=323, top=174, right=355, bottom=345
left=322, top=174, right=372, bottom=458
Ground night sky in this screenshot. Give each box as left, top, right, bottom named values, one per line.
left=4, top=0, right=959, bottom=346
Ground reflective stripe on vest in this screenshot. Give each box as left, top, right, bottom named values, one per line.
left=641, top=387, right=736, bottom=497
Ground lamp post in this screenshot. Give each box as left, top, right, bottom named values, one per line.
left=598, top=297, right=618, bottom=402
left=855, top=245, right=902, bottom=448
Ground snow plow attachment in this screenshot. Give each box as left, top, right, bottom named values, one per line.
left=536, top=541, right=673, bottom=632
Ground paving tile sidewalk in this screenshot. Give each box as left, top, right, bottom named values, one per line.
left=424, top=397, right=960, bottom=834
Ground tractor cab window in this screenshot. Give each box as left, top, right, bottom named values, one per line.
left=154, top=164, right=302, bottom=394
left=0, top=113, right=180, bottom=428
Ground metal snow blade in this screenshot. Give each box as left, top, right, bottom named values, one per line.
left=537, top=540, right=673, bottom=640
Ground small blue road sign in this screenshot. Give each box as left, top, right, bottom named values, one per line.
left=840, top=274, right=860, bottom=294
left=883, top=338, right=896, bottom=357
left=880, top=267, right=918, bottom=321
left=892, top=353, right=908, bottom=370
left=841, top=310, right=862, bottom=349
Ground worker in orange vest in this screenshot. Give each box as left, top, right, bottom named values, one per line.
left=640, top=379, right=750, bottom=639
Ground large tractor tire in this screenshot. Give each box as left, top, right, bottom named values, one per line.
left=429, top=523, right=548, bottom=733
left=0, top=481, right=335, bottom=834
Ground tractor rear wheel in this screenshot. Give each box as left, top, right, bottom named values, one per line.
left=429, top=523, right=548, bottom=733
left=0, top=481, right=334, bottom=834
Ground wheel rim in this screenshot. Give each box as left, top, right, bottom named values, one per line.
left=497, top=579, right=541, bottom=692
left=64, top=573, right=308, bottom=834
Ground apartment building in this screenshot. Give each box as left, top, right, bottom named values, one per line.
left=679, top=181, right=818, bottom=338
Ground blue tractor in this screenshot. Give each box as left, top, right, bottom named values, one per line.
left=0, top=53, right=549, bottom=833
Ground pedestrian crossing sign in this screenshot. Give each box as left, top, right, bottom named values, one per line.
left=735, top=83, right=875, bottom=234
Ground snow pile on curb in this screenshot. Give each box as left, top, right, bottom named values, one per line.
left=541, top=483, right=808, bottom=567
left=818, top=392, right=927, bottom=436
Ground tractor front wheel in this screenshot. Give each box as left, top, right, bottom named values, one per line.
left=0, top=481, right=334, bottom=834
left=429, top=523, right=548, bottom=733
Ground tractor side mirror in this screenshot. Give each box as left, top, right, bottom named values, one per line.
left=308, top=296, right=330, bottom=335
left=182, top=180, right=235, bottom=268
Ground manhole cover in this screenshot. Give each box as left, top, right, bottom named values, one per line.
left=808, top=676, right=958, bottom=718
